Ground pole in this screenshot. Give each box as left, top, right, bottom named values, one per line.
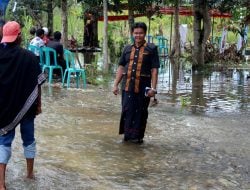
left=169, top=13, right=173, bottom=52
left=103, top=0, right=109, bottom=73
left=211, top=12, right=215, bottom=44
left=148, top=17, right=151, bottom=36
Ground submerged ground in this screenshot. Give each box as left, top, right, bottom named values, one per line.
left=5, top=66, right=250, bottom=190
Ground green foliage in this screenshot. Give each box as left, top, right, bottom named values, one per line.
left=106, top=23, right=129, bottom=64
left=180, top=95, right=191, bottom=107
left=85, top=62, right=100, bottom=85
left=21, top=15, right=33, bottom=47
left=208, top=0, right=249, bottom=22
left=78, top=0, right=122, bottom=16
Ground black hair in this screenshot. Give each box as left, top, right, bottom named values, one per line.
left=54, top=31, right=61, bottom=40
left=36, top=28, right=44, bottom=37
left=29, top=27, right=36, bottom=35
left=131, top=22, right=147, bottom=33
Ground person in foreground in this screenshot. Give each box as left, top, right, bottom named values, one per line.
left=0, top=21, right=46, bottom=190
left=113, top=22, right=160, bottom=144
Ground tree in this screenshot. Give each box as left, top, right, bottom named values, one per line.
left=103, top=0, right=109, bottom=72
left=6, top=0, right=62, bottom=31
left=46, top=0, right=54, bottom=32
left=192, top=0, right=211, bottom=67
left=78, top=0, right=164, bottom=45
left=170, top=0, right=181, bottom=58
left=61, top=0, right=68, bottom=47
left=126, top=0, right=162, bottom=35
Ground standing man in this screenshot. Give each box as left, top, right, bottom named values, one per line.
left=0, top=21, right=46, bottom=190
left=113, top=22, right=160, bottom=144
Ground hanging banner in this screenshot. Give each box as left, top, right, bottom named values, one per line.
left=0, top=0, right=10, bottom=17
left=179, top=24, right=188, bottom=53
left=219, top=27, right=227, bottom=54
left=237, top=26, right=249, bottom=54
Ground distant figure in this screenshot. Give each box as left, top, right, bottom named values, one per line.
left=83, top=19, right=93, bottom=47
left=29, top=27, right=36, bottom=37
left=0, top=19, right=5, bottom=42
left=42, top=27, right=50, bottom=45
left=30, top=28, right=45, bottom=58
left=47, top=31, right=66, bottom=75
left=112, top=22, right=160, bottom=144
left=83, top=13, right=94, bottom=47
left=28, top=27, right=36, bottom=46
left=0, top=21, right=46, bottom=190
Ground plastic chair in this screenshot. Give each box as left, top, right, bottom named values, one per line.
left=147, top=34, right=154, bottom=43
left=62, top=49, right=86, bottom=88
left=42, top=47, right=63, bottom=85
left=156, top=36, right=169, bottom=57
left=28, top=45, right=44, bottom=67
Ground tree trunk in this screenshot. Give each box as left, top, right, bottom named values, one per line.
left=191, top=72, right=205, bottom=113
left=171, top=0, right=181, bottom=58
left=92, top=14, right=99, bottom=47
left=193, top=0, right=211, bottom=67
left=47, top=1, right=53, bottom=33
left=61, top=0, right=68, bottom=48
left=171, top=58, right=179, bottom=103
left=103, top=0, right=109, bottom=73
left=128, top=0, right=135, bottom=37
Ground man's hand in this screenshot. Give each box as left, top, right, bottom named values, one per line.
left=147, top=89, right=156, bottom=97
left=112, top=85, right=119, bottom=95
left=36, top=105, right=42, bottom=115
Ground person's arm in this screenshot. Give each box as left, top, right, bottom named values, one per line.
left=147, top=45, right=160, bottom=97
left=151, top=68, right=158, bottom=90
left=147, top=68, right=158, bottom=97
left=112, top=65, right=124, bottom=95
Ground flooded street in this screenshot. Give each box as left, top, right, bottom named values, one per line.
left=5, top=63, right=250, bottom=189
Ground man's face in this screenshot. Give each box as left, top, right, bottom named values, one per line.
left=132, top=28, right=146, bottom=44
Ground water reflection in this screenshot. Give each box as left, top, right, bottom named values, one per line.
left=158, top=58, right=250, bottom=115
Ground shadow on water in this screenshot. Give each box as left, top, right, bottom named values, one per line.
left=5, top=54, right=250, bottom=189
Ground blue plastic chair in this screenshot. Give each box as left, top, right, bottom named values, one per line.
left=62, top=49, right=86, bottom=88
left=28, top=45, right=44, bottom=67
left=42, top=47, right=63, bottom=85
left=147, top=34, right=154, bottom=43
left=156, top=36, right=169, bottom=57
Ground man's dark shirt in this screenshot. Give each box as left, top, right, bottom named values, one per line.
left=119, top=43, right=160, bottom=92
left=47, top=40, right=64, bottom=64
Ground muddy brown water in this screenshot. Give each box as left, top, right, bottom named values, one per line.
left=5, top=63, right=250, bottom=190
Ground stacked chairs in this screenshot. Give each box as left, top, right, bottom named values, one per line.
left=62, top=49, right=86, bottom=89
left=42, top=47, right=63, bottom=85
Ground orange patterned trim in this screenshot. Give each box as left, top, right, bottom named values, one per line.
left=125, top=46, right=136, bottom=91
left=134, top=43, right=146, bottom=93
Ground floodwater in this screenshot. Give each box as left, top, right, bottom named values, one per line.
left=5, top=59, right=250, bottom=190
